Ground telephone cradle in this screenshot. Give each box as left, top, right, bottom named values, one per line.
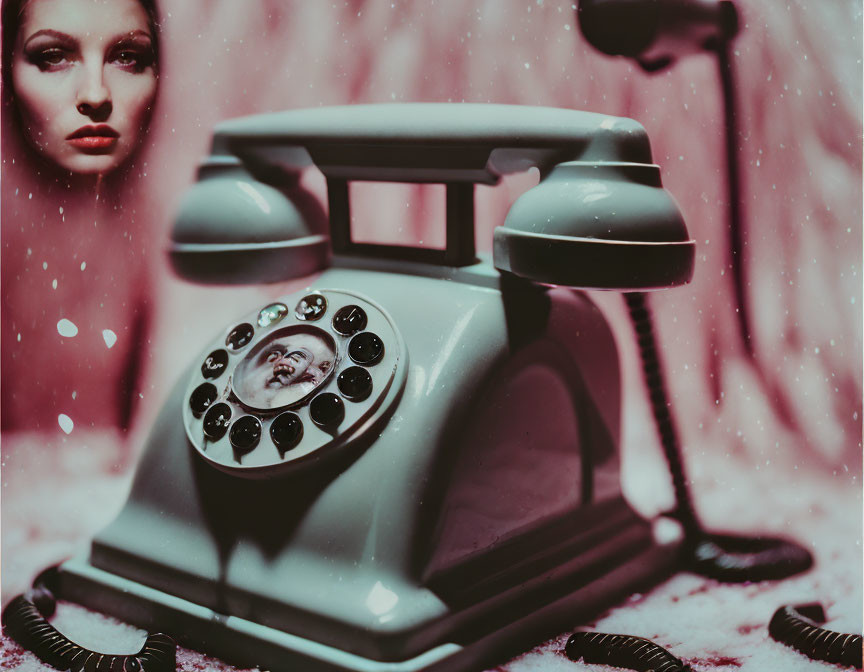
left=53, top=104, right=699, bottom=672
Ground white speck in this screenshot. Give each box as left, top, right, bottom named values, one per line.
left=365, top=581, right=399, bottom=615
left=26, top=248, right=32, bottom=256
left=59, top=206, right=64, bottom=214
left=80, top=262, right=86, bottom=271
left=814, top=347, right=820, bottom=354
left=72, top=391, right=77, bottom=400
left=58, top=414, right=74, bottom=434
left=42, top=262, right=48, bottom=270
left=564, top=24, right=571, bottom=30
left=524, top=62, right=530, bottom=69
left=17, top=333, right=21, bottom=342
left=52, top=278, right=58, bottom=290
left=102, top=329, right=117, bottom=349
left=57, top=319, right=78, bottom=337
left=28, top=192, right=33, bottom=200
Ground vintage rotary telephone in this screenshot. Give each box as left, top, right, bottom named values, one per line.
left=4, top=104, right=813, bottom=672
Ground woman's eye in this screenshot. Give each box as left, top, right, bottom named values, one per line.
left=29, top=49, right=70, bottom=71
left=110, top=46, right=154, bottom=72
left=266, top=352, right=280, bottom=363
left=116, top=51, right=137, bottom=65
left=43, top=50, right=65, bottom=64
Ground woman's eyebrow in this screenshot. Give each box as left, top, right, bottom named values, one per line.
left=23, top=29, right=75, bottom=48
left=110, top=29, right=153, bottom=44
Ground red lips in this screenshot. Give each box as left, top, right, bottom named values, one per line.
left=66, top=125, right=119, bottom=153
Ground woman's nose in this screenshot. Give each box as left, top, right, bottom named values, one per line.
left=76, top=65, right=112, bottom=121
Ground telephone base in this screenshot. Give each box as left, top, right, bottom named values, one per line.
left=55, top=520, right=679, bottom=672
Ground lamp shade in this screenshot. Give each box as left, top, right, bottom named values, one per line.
left=170, top=160, right=328, bottom=284
left=493, top=161, right=695, bottom=290
left=577, top=0, right=739, bottom=72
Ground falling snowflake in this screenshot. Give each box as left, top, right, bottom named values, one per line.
left=102, top=329, right=117, bottom=349
left=58, top=414, right=74, bottom=434
left=57, top=319, right=78, bottom=337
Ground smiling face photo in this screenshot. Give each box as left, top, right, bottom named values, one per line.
left=233, top=326, right=336, bottom=411
left=9, top=0, right=158, bottom=175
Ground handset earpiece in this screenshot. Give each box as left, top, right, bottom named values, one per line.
left=494, top=161, right=694, bottom=290
left=170, top=156, right=328, bottom=285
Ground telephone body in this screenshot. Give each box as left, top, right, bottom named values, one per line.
left=55, top=104, right=695, bottom=672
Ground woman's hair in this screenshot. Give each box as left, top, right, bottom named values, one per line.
left=1, top=0, right=161, bottom=111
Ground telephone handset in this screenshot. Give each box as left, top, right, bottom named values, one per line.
left=8, top=105, right=807, bottom=672
left=170, top=103, right=695, bottom=288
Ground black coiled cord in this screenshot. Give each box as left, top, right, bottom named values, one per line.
left=769, top=603, right=863, bottom=668
left=625, top=292, right=813, bottom=582
left=1, top=569, right=176, bottom=672
left=565, top=631, right=692, bottom=671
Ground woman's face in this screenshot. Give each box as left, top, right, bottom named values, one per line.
left=11, top=0, right=157, bottom=175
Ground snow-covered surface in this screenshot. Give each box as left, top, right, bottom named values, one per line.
left=2, top=429, right=859, bottom=672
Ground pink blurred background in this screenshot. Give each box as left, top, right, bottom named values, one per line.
left=4, top=0, right=859, bottom=470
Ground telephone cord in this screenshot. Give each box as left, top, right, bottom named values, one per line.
left=565, top=631, right=692, bottom=671
left=625, top=291, right=813, bottom=582
left=1, top=567, right=176, bottom=672
left=565, top=602, right=863, bottom=672
left=769, top=603, right=863, bottom=668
